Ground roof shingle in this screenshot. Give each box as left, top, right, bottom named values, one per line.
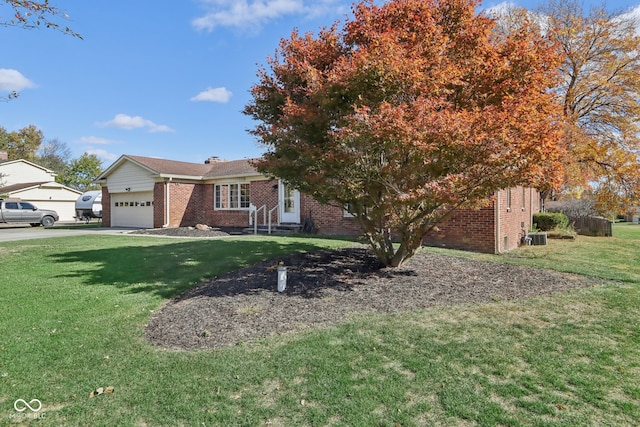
left=0, top=182, right=49, bottom=193
left=124, top=155, right=259, bottom=179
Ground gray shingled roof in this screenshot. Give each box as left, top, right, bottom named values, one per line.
left=203, top=158, right=260, bottom=178
left=125, top=155, right=259, bottom=179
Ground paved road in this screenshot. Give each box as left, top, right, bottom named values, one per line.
left=0, top=223, right=141, bottom=242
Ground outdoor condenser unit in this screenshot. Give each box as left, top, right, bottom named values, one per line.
left=528, top=232, right=548, bottom=246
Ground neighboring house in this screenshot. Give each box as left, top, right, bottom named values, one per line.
left=626, top=207, right=640, bottom=223
left=0, top=159, right=82, bottom=221
left=95, top=154, right=540, bottom=254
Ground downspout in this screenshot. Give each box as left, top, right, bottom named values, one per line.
left=530, top=187, right=534, bottom=230
left=495, top=191, right=501, bottom=254
left=162, top=177, right=172, bottom=228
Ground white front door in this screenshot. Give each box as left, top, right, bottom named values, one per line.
left=279, top=181, right=300, bottom=223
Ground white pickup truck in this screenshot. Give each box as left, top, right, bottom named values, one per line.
left=0, top=199, right=59, bottom=227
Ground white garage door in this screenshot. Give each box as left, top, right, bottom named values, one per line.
left=35, top=201, right=77, bottom=222
left=111, top=191, right=154, bottom=228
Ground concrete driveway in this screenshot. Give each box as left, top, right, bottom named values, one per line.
left=0, top=223, right=142, bottom=242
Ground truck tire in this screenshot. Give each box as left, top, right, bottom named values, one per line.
left=41, top=216, right=55, bottom=227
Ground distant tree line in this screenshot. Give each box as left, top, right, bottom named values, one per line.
left=0, top=125, right=103, bottom=192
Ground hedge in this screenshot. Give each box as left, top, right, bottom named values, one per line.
left=533, top=212, right=569, bottom=231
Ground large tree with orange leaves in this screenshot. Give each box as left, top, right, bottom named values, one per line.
left=245, top=0, right=565, bottom=267
left=541, top=0, right=640, bottom=216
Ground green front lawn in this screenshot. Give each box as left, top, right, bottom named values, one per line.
left=1, top=226, right=639, bottom=426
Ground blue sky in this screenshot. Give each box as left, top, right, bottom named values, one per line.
left=2, top=0, right=639, bottom=166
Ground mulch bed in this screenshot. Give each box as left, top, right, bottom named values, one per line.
left=131, top=226, right=239, bottom=238
left=144, top=235, right=606, bottom=351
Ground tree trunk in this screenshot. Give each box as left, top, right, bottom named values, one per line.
left=365, top=227, right=424, bottom=268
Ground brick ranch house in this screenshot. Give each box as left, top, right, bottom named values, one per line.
left=95, top=154, right=541, bottom=254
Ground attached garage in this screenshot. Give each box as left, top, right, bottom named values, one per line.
left=111, top=191, right=154, bottom=228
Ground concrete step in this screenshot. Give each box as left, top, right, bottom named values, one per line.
left=243, top=224, right=303, bottom=234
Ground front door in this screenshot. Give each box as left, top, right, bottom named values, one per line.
left=279, top=181, right=300, bottom=223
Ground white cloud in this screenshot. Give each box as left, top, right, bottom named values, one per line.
left=484, top=1, right=549, bottom=35
left=192, top=0, right=345, bottom=32
left=100, top=114, right=174, bottom=133
left=191, top=87, right=233, bottom=103
left=484, top=1, right=518, bottom=16
left=79, top=136, right=118, bottom=145
left=0, top=69, right=35, bottom=92
left=86, top=148, right=119, bottom=163
left=618, top=5, right=640, bottom=35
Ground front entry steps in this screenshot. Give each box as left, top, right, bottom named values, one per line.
left=243, top=223, right=303, bottom=235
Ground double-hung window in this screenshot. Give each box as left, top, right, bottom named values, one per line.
left=215, top=183, right=250, bottom=209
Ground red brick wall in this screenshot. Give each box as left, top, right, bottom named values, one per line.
left=421, top=187, right=540, bottom=254
left=424, top=203, right=497, bottom=253
left=168, top=182, right=207, bottom=226
left=101, top=187, right=111, bottom=227
left=153, top=182, right=166, bottom=228
left=132, top=178, right=539, bottom=255
left=496, top=186, right=540, bottom=252
left=152, top=182, right=211, bottom=227
left=201, top=181, right=266, bottom=228
left=299, top=195, right=361, bottom=235
left=249, top=179, right=280, bottom=223
left=207, top=208, right=250, bottom=228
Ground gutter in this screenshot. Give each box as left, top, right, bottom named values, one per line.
left=495, top=191, right=501, bottom=254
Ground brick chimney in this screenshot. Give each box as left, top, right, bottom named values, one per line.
left=204, top=156, right=224, bottom=164
left=0, top=150, right=7, bottom=161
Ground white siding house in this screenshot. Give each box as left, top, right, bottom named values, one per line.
left=0, top=159, right=82, bottom=221
left=0, top=159, right=56, bottom=186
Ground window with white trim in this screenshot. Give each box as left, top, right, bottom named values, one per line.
left=215, top=183, right=250, bottom=209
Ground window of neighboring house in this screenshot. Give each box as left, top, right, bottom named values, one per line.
left=506, top=188, right=512, bottom=211
left=215, top=183, right=250, bottom=209
left=522, top=187, right=526, bottom=211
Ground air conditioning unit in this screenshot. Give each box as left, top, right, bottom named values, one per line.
left=528, top=232, right=547, bottom=246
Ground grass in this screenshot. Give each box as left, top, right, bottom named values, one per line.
left=424, top=222, right=640, bottom=284
left=0, top=225, right=639, bottom=426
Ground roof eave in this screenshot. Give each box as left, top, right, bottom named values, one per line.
left=156, top=173, right=206, bottom=180
left=204, top=173, right=266, bottom=181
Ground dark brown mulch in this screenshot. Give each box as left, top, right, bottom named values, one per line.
left=131, top=226, right=239, bottom=237
left=145, top=241, right=606, bottom=351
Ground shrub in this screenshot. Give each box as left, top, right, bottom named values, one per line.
left=533, top=212, right=569, bottom=231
